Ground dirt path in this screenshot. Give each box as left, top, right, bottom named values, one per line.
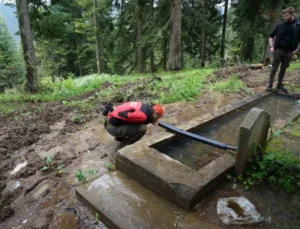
left=0, top=66, right=299, bottom=228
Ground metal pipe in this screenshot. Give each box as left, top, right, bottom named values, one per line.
left=158, top=121, right=238, bottom=151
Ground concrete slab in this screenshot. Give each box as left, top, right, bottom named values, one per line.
left=235, top=108, right=271, bottom=175
left=76, top=171, right=221, bottom=229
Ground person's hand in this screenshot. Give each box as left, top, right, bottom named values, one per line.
left=293, top=50, right=298, bottom=55
left=270, top=47, right=275, bottom=53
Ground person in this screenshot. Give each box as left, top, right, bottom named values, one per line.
left=267, top=7, right=300, bottom=93
left=102, top=102, right=164, bottom=144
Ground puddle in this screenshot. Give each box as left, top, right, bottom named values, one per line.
left=9, top=160, right=28, bottom=175
left=31, top=180, right=52, bottom=200
left=157, top=94, right=300, bottom=170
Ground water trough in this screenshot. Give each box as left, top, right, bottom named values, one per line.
left=115, top=92, right=300, bottom=209
left=76, top=92, right=300, bottom=228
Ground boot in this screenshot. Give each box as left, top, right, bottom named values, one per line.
left=266, top=83, right=273, bottom=92
left=276, top=84, right=288, bottom=94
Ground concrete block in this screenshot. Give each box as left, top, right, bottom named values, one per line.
left=116, top=147, right=235, bottom=209
left=76, top=171, right=222, bottom=229
left=235, top=108, right=271, bottom=175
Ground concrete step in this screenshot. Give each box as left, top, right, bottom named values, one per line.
left=76, top=171, right=221, bottom=229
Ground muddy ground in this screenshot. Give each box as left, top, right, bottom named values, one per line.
left=0, top=66, right=300, bottom=228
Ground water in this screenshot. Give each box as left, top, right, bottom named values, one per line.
left=31, top=180, right=52, bottom=200
left=156, top=94, right=300, bottom=170
left=9, top=160, right=28, bottom=175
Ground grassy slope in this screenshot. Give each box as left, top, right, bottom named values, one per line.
left=0, top=68, right=249, bottom=115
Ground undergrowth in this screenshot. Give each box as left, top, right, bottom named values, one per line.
left=287, top=60, right=300, bottom=71
left=238, top=122, right=300, bottom=193
left=0, top=68, right=215, bottom=115
left=238, top=151, right=300, bottom=192
left=208, top=75, right=246, bottom=93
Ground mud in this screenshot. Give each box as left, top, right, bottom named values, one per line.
left=197, top=180, right=300, bottom=229
left=0, top=66, right=299, bottom=228
left=214, top=66, right=300, bottom=91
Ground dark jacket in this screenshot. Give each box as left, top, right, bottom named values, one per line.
left=269, top=20, right=300, bottom=51
left=108, top=102, right=153, bottom=126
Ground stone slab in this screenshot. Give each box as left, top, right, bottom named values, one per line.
left=76, top=171, right=221, bottom=229
left=235, top=108, right=271, bottom=175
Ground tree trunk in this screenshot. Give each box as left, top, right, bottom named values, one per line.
left=137, top=20, right=143, bottom=73
left=200, top=29, right=206, bottom=67
left=167, top=0, right=182, bottom=71
left=149, top=0, right=155, bottom=73
left=163, top=37, right=167, bottom=71
left=150, top=50, right=155, bottom=73
left=242, top=37, right=255, bottom=62
left=93, top=0, right=101, bottom=74
left=75, top=36, right=83, bottom=76
left=16, top=0, right=38, bottom=93
left=200, top=0, right=206, bottom=67
left=220, top=0, right=229, bottom=59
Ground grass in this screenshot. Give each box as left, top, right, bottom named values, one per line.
left=0, top=67, right=256, bottom=116
left=208, top=75, right=246, bottom=93
left=287, top=60, right=300, bottom=71
left=0, top=68, right=215, bottom=115
left=0, top=69, right=213, bottom=103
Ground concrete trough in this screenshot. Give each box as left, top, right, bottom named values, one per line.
left=115, top=92, right=277, bottom=209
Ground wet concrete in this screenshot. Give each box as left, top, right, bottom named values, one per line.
left=76, top=171, right=222, bottom=229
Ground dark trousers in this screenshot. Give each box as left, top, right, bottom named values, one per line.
left=105, top=122, right=147, bottom=144
left=268, top=49, right=293, bottom=88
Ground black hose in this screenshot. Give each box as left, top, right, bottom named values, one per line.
left=158, top=121, right=238, bottom=151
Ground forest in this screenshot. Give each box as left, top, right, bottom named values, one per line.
left=0, top=0, right=299, bottom=93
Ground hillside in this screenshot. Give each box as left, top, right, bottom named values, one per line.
left=0, top=3, right=19, bottom=41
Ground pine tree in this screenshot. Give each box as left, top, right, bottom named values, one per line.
left=0, top=15, right=24, bottom=92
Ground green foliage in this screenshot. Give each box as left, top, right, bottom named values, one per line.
left=271, top=129, right=284, bottom=138
left=75, top=169, right=98, bottom=182
left=71, top=113, right=86, bottom=124
left=56, top=164, right=65, bottom=174
left=40, top=155, right=53, bottom=171
left=239, top=151, right=300, bottom=193
left=75, top=169, right=87, bottom=182
left=209, top=75, right=245, bottom=93
left=0, top=68, right=214, bottom=106
left=0, top=16, right=25, bottom=92
left=105, top=163, right=115, bottom=171
left=40, top=155, right=64, bottom=174
left=287, top=61, right=300, bottom=72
